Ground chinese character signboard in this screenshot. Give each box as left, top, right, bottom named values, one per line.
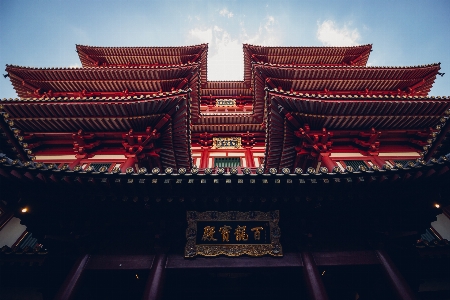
left=185, top=211, right=282, bottom=257
left=215, top=99, right=236, bottom=107
left=212, top=137, right=242, bottom=149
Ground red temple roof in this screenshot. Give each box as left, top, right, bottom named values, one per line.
left=76, top=44, right=208, bottom=86
left=264, top=92, right=450, bottom=171
left=254, top=63, right=441, bottom=97
left=243, top=44, right=373, bottom=81
left=2, top=43, right=449, bottom=174
left=192, top=82, right=262, bottom=133
left=192, top=115, right=262, bottom=133
left=6, top=64, right=200, bottom=99
left=269, top=92, right=450, bottom=130
left=0, top=92, right=186, bottom=132
left=0, top=93, right=192, bottom=169
left=201, top=81, right=251, bottom=97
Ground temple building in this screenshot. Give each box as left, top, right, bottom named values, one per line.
left=0, top=43, right=449, bottom=300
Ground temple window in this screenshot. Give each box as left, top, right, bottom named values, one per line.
left=88, top=163, right=113, bottom=172
left=385, top=161, right=394, bottom=167
left=214, top=157, right=241, bottom=168
left=335, top=161, right=345, bottom=172
left=391, top=160, right=410, bottom=167
left=343, top=160, right=370, bottom=171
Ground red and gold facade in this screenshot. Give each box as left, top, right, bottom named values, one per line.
left=2, top=44, right=448, bottom=174
left=1, top=43, right=450, bottom=299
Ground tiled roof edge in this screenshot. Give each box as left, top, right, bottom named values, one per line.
left=5, top=63, right=200, bottom=71
left=267, top=89, right=450, bottom=100
left=75, top=43, right=209, bottom=50
left=254, top=62, right=440, bottom=69
left=0, top=89, right=189, bottom=102
left=243, top=43, right=373, bottom=49
left=1, top=152, right=449, bottom=178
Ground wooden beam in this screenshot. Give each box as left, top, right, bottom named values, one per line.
left=54, top=254, right=89, bottom=300
left=301, top=251, right=329, bottom=300
left=142, top=253, right=167, bottom=300
left=376, top=250, right=418, bottom=300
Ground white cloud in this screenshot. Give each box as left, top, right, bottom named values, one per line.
left=317, top=20, right=360, bottom=46
left=239, top=16, right=279, bottom=47
left=264, top=16, right=275, bottom=32
left=219, top=8, right=234, bottom=18
left=187, top=16, right=280, bottom=80
left=189, top=28, right=213, bottom=45
left=208, top=28, right=242, bottom=80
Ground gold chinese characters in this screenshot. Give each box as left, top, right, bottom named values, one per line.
left=186, top=211, right=282, bottom=257
left=251, top=227, right=264, bottom=240
left=202, top=225, right=263, bottom=242
left=201, top=226, right=218, bottom=241
left=219, top=225, right=232, bottom=242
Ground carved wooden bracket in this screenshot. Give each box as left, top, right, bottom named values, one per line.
left=72, top=129, right=99, bottom=155
left=241, top=131, right=255, bottom=147
left=122, top=127, right=161, bottom=158
left=294, top=125, right=333, bottom=157
left=354, top=128, right=381, bottom=152
left=199, top=132, right=213, bottom=147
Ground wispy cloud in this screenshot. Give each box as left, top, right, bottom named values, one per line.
left=241, top=16, right=278, bottom=46
left=317, top=20, right=360, bottom=46
left=219, top=8, right=234, bottom=18
left=188, top=28, right=213, bottom=44
left=187, top=15, right=279, bottom=80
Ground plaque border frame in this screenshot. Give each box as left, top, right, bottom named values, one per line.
left=211, top=137, right=242, bottom=149
left=185, top=210, right=283, bottom=258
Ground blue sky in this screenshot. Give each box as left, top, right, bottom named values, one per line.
left=1, top=0, right=449, bottom=98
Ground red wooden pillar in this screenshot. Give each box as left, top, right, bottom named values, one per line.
left=142, top=253, right=167, bottom=300
left=200, top=147, right=209, bottom=169
left=319, top=153, right=336, bottom=171
left=121, top=155, right=137, bottom=173
left=54, top=254, right=89, bottom=300
left=376, top=250, right=418, bottom=300
left=301, top=251, right=329, bottom=300
left=245, top=147, right=255, bottom=168
left=68, top=154, right=86, bottom=170
left=371, top=155, right=386, bottom=167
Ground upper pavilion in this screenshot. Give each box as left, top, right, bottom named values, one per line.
left=1, top=43, right=449, bottom=174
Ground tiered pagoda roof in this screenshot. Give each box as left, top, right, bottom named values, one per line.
left=1, top=43, right=448, bottom=173
left=6, top=64, right=200, bottom=99
left=76, top=44, right=208, bottom=84
left=265, top=91, right=450, bottom=171
left=254, top=64, right=441, bottom=97
left=0, top=92, right=192, bottom=170
left=243, top=44, right=373, bottom=81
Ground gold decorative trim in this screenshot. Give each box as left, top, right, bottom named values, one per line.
left=185, top=211, right=282, bottom=257
left=215, top=99, right=236, bottom=107
left=212, top=137, right=242, bottom=149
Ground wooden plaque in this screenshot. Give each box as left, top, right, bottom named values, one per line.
left=212, top=137, right=242, bottom=149
left=185, top=211, right=283, bottom=257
